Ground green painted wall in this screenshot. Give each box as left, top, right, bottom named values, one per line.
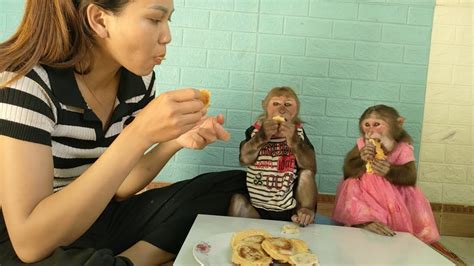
left=0, top=0, right=436, bottom=193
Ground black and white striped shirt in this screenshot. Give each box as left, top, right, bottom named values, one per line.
left=244, top=123, right=314, bottom=212
left=0, top=65, right=155, bottom=191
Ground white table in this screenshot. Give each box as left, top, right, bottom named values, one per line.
left=174, top=214, right=453, bottom=265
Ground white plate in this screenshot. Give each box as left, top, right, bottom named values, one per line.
left=192, top=230, right=317, bottom=266
left=192, top=232, right=234, bottom=266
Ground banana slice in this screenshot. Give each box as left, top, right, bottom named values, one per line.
left=199, top=89, right=211, bottom=108
left=366, top=138, right=386, bottom=173
left=272, top=115, right=285, bottom=123
left=282, top=224, right=300, bottom=234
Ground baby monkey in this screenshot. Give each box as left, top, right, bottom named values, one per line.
left=228, top=86, right=318, bottom=226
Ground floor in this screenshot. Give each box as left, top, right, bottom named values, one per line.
left=439, top=236, right=474, bottom=265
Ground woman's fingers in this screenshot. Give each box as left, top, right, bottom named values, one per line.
left=175, top=99, right=205, bottom=114
left=191, top=131, right=206, bottom=149
left=168, top=88, right=200, bottom=102
left=214, top=123, right=230, bottom=141
left=198, top=127, right=217, bottom=143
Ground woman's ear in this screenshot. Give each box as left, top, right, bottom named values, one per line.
left=86, top=4, right=110, bottom=38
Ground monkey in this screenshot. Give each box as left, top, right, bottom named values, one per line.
left=343, top=105, right=416, bottom=186
left=332, top=104, right=440, bottom=243
left=228, top=86, right=318, bottom=226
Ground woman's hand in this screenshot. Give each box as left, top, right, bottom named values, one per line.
left=291, top=207, right=315, bottom=227
left=176, top=114, right=230, bottom=149
left=132, top=88, right=205, bottom=146
left=360, top=139, right=375, bottom=162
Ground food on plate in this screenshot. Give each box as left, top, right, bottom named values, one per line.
left=289, top=252, right=320, bottom=266
left=231, top=242, right=273, bottom=266
left=230, top=229, right=317, bottom=265
left=231, top=229, right=271, bottom=249
left=272, top=115, right=285, bottom=123
left=261, top=237, right=309, bottom=263
left=281, top=224, right=300, bottom=234
left=365, top=138, right=386, bottom=173
left=199, top=89, right=211, bottom=108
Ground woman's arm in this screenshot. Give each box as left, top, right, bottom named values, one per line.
left=0, top=88, right=205, bottom=263
left=115, top=140, right=181, bottom=200
left=115, top=114, right=230, bottom=199
left=0, top=124, right=150, bottom=263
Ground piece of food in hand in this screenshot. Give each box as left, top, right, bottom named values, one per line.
left=261, top=237, right=309, bottom=263
left=289, top=252, right=320, bottom=266
left=231, top=242, right=273, bottom=266
left=231, top=229, right=271, bottom=249
left=272, top=115, right=286, bottom=123
left=199, top=89, right=211, bottom=108
left=281, top=224, right=300, bottom=234
left=365, top=138, right=386, bottom=173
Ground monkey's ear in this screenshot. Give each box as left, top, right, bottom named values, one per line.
left=397, top=117, right=405, bottom=126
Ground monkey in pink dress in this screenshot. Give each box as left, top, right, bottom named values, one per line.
left=332, top=105, right=439, bottom=244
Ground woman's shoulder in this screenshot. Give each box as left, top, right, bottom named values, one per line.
left=1, top=65, right=56, bottom=104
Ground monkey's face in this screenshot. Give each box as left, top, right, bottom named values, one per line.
left=360, top=113, right=390, bottom=140
left=266, top=96, right=298, bottom=122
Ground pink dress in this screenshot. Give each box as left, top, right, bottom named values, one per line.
left=332, top=138, right=440, bottom=243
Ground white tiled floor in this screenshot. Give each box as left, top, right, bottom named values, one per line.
left=439, top=236, right=474, bottom=265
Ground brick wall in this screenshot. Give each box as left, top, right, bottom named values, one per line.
left=156, top=0, right=436, bottom=194
left=1, top=0, right=440, bottom=196
left=418, top=0, right=474, bottom=205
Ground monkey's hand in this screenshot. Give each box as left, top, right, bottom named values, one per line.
left=360, top=140, right=375, bottom=162
left=291, top=207, right=315, bottom=227
left=279, top=121, right=297, bottom=146
left=379, top=135, right=396, bottom=153
left=371, top=159, right=391, bottom=177
left=258, top=119, right=279, bottom=142
left=358, top=221, right=396, bottom=237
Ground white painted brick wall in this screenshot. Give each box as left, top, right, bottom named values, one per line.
left=419, top=0, right=474, bottom=205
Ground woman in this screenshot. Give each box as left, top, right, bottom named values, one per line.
left=0, top=0, right=246, bottom=265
